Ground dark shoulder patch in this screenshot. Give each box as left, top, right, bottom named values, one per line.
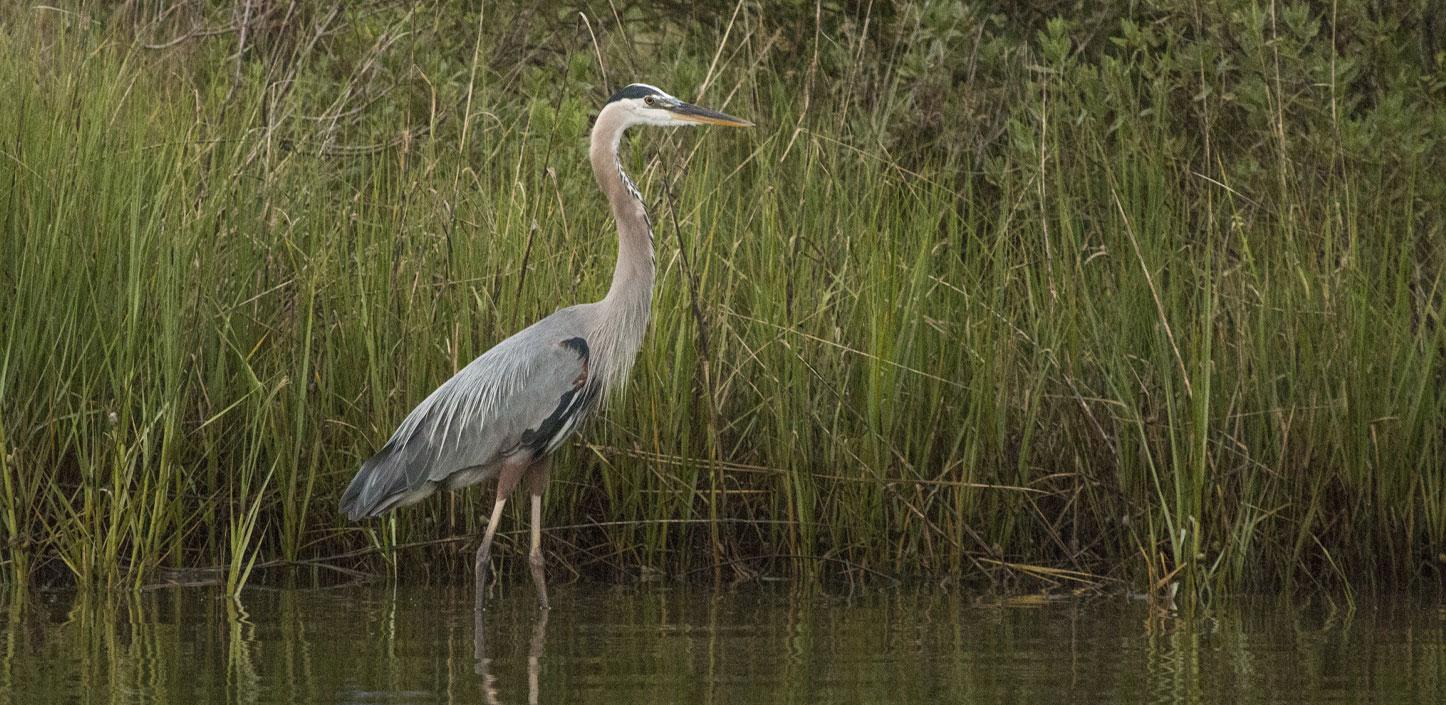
left=560, top=337, right=589, bottom=358
left=605, top=84, right=662, bottom=105
left=518, top=340, right=600, bottom=456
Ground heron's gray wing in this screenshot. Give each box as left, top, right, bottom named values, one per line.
left=340, top=325, right=595, bottom=519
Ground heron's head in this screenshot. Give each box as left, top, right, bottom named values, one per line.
left=603, top=83, right=752, bottom=129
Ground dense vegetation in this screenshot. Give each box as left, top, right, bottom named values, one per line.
left=1, top=1, right=1442, bottom=603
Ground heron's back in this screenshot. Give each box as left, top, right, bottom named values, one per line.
left=340, top=305, right=601, bottom=519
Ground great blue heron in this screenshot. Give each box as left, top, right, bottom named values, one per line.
left=340, top=83, right=751, bottom=609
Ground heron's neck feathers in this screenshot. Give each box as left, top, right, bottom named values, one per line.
left=588, top=103, right=655, bottom=393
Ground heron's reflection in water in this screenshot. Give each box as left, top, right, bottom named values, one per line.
left=475, top=609, right=549, bottom=705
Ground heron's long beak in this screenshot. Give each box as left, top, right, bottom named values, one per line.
left=669, top=101, right=753, bottom=127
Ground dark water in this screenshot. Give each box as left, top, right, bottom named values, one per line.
left=0, top=584, right=1441, bottom=703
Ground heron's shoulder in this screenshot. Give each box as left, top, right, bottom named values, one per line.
left=459, top=304, right=597, bottom=374
left=530, top=303, right=599, bottom=333
left=490, top=304, right=596, bottom=350
left=385, top=306, right=597, bottom=453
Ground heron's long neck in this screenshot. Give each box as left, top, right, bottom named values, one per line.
left=589, top=107, right=654, bottom=389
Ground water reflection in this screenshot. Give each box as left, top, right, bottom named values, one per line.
left=474, top=608, right=548, bottom=705
left=0, top=584, right=1441, bottom=704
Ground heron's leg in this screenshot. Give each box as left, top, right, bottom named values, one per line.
left=527, top=457, right=552, bottom=609
left=474, top=498, right=506, bottom=610
left=476, top=455, right=530, bottom=611
left=527, top=494, right=549, bottom=609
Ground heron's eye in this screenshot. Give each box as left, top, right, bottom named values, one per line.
left=643, top=96, right=656, bottom=106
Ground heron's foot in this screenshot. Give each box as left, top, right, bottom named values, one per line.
left=529, top=549, right=549, bottom=610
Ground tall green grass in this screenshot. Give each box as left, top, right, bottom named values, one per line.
left=0, top=2, right=1441, bottom=601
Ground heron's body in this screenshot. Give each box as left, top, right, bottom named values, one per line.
left=340, top=83, right=749, bottom=609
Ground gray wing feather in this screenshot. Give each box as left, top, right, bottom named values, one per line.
left=341, top=309, right=593, bottom=519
